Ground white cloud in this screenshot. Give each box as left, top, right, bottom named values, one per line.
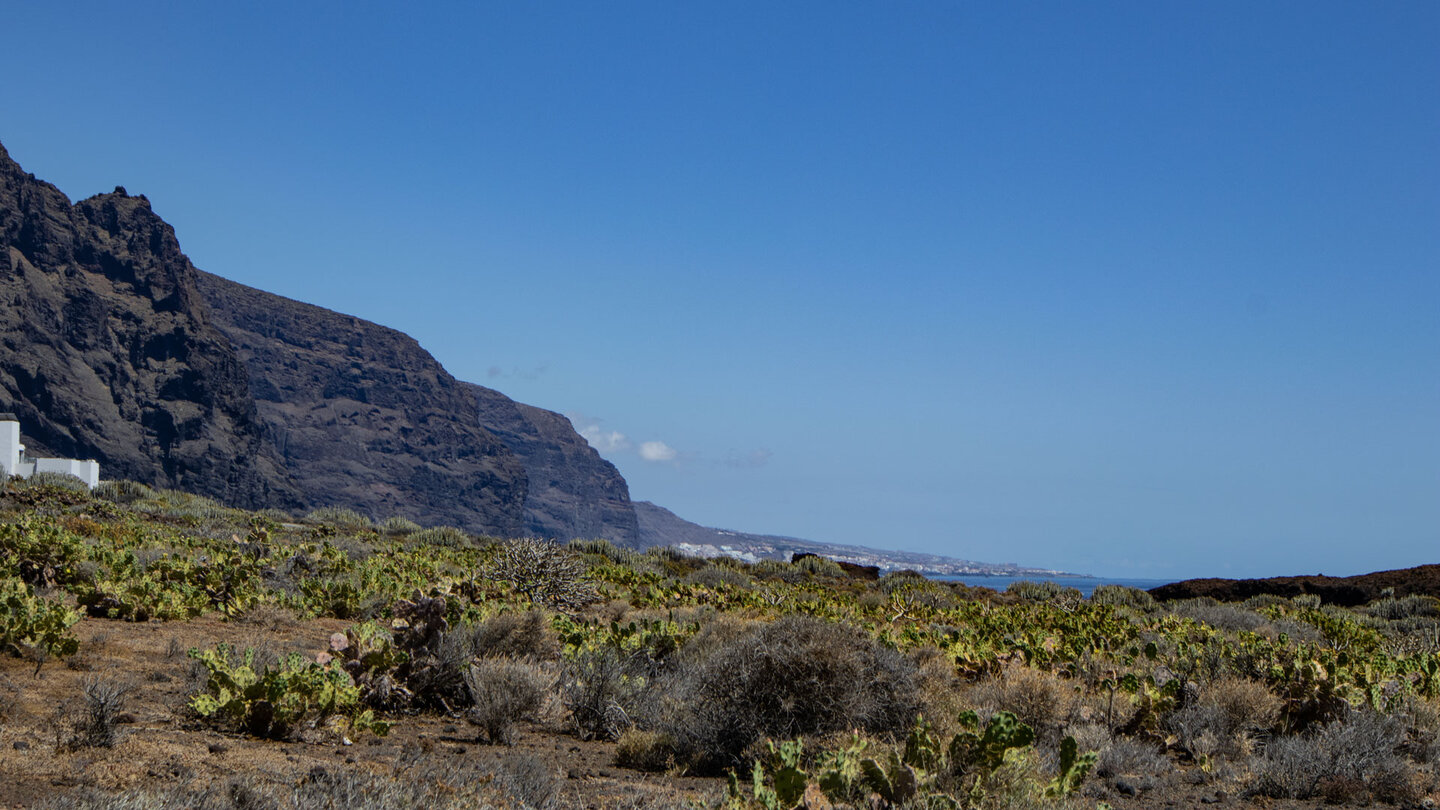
left=569, top=413, right=632, bottom=454
left=638, top=440, right=678, bottom=462
left=568, top=413, right=686, bottom=464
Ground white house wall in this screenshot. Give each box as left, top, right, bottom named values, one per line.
left=33, top=457, right=101, bottom=489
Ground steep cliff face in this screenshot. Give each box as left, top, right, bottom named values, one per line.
left=1, top=141, right=639, bottom=542
left=0, top=142, right=297, bottom=507
left=469, top=384, right=639, bottom=545
left=194, top=272, right=528, bottom=537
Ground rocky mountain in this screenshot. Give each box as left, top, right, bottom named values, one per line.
left=0, top=140, right=637, bottom=542
left=469, top=384, right=638, bottom=546
left=0, top=142, right=297, bottom=508
left=194, top=271, right=528, bottom=536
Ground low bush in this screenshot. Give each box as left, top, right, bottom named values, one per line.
left=60, top=676, right=131, bottom=750
left=487, top=537, right=598, bottom=613
left=93, top=480, right=152, bottom=504
left=1168, top=677, right=1280, bottom=759
left=470, top=609, right=559, bottom=661
left=616, top=728, right=678, bottom=772
left=665, top=614, right=920, bottom=771
left=1250, top=710, right=1420, bottom=804
left=1091, top=584, right=1156, bottom=610
left=562, top=643, right=648, bottom=741
left=463, top=658, right=553, bottom=745
left=187, top=644, right=387, bottom=740
left=377, top=516, right=421, bottom=536
left=409, top=525, right=470, bottom=548
left=683, top=564, right=752, bottom=590
left=304, top=507, right=372, bottom=530
left=966, top=665, right=1080, bottom=742
left=1006, top=580, right=1082, bottom=605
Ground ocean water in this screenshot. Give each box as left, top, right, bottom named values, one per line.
left=934, top=575, right=1174, bottom=598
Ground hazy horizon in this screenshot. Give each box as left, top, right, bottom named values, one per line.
left=2, top=3, right=1435, bottom=579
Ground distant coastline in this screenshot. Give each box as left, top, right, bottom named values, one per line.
left=935, top=574, right=1175, bottom=598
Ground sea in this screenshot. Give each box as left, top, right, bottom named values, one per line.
left=934, top=575, right=1174, bottom=598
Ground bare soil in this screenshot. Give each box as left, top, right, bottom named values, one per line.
left=1, top=614, right=1430, bottom=809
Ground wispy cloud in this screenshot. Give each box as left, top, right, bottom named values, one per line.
left=569, top=414, right=764, bottom=469
left=568, top=413, right=684, bottom=464
left=570, top=414, right=633, bottom=453
left=638, top=440, right=678, bottom=462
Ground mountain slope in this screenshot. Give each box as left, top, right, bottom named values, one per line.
left=0, top=142, right=297, bottom=507
left=194, top=271, right=527, bottom=536
left=1, top=140, right=637, bottom=541
left=469, top=385, right=638, bottom=544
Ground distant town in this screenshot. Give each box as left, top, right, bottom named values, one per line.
left=672, top=529, right=1076, bottom=578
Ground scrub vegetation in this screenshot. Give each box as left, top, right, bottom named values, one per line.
left=2, top=475, right=1439, bottom=808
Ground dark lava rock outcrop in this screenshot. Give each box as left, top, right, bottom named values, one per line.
left=0, top=142, right=297, bottom=507
left=1149, top=564, right=1440, bottom=606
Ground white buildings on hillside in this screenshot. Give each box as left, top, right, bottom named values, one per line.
left=0, top=414, right=100, bottom=489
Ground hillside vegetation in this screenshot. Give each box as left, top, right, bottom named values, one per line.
left=2, top=475, right=1439, bottom=809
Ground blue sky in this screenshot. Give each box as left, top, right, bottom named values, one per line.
left=2, top=3, right=1436, bottom=578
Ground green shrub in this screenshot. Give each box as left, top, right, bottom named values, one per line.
left=684, top=564, right=753, bottom=590
left=305, top=507, right=373, bottom=530
left=93, top=480, right=152, bottom=504
left=1091, top=584, right=1156, bottom=610
left=568, top=538, right=646, bottom=567
left=791, top=554, right=845, bottom=578
left=0, top=576, right=80, bottom=665
left=1006, top=579, right=1083, bottom=604
left=878, top=569, right=929, bottom=593
left=616, top=728, right=677, bottom=772
left=378, top=516, right=422, bottom=536
left=487, top=537, right=598, bottom=613
left=23, top=471, right=92, bottom=492
left=187, top=643, right=388, bottom=740
left=1366, top=595, right=1440, bottom=621
left=409, top=525, right=470, bottom=548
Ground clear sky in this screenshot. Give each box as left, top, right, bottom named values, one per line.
left=2, top=3, right=1436, bottom=579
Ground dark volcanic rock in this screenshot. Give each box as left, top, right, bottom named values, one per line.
left=1149, top=564, right=1440, bottom=606
left=0, top=142, right=297, bottom=507
left=194, top=272, right=527, bottom=537
left=468, top=384, right=638, bottom=544
left=1, top=141, right=636, bottom=541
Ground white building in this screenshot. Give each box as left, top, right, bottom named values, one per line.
left=0, top=414, right=100, bottom=489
